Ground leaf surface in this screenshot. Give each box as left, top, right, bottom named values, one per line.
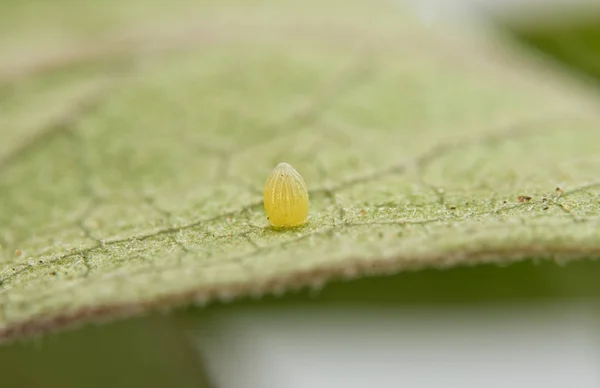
left=1, top=0, right=600, bottom=341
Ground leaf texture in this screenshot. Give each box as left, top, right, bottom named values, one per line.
left=1, top=0, right=600, bottom=341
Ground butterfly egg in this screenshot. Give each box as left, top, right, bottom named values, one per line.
left=263, top=162, right=309, bottom=227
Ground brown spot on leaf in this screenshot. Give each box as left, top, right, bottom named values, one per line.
left=560, top=203, right=571, bottom=212
left=518, top=196, right=532, bottom=203
left=15, top=249, right=22, bottom=256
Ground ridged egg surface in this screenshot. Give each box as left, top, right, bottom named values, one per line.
left=263, top=162, right=309, bottom=227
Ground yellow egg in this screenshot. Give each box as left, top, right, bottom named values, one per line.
left=263, top=162, right=309, bottom=227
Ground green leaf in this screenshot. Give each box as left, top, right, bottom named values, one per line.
left=2, top=0, right=600, bottom=341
